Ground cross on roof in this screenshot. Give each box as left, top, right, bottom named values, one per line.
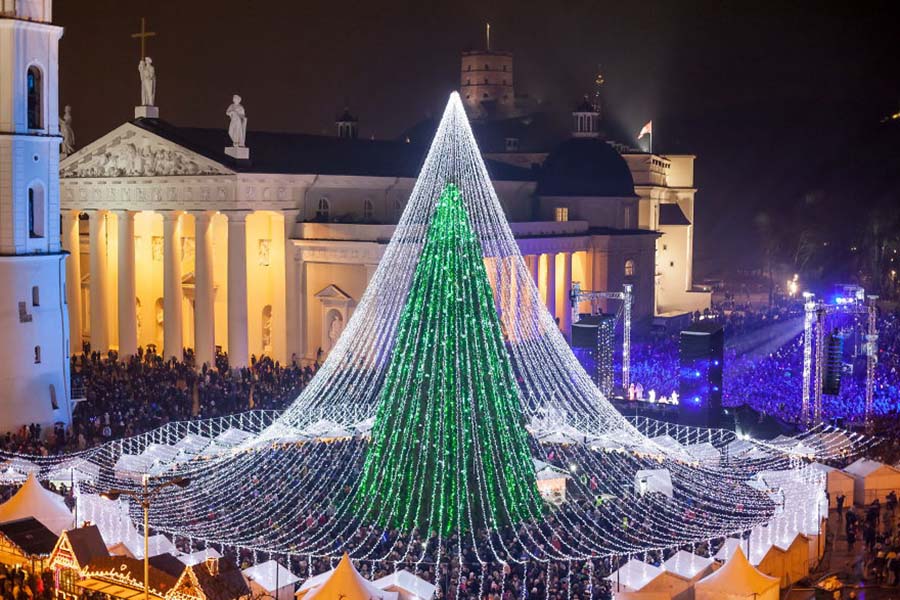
left=131, top=17, right=157, bottom=61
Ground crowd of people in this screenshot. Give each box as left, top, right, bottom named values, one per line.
left=3, top=300, right=900, bottom=598
left=0, top=346, right=317, bottom=457
left=722, top=310, right=900, bottom=425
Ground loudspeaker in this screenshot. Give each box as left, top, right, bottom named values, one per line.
left=822, top=334, right=844, bottom=396
left=678, top=321, right=724, bottom=428
left=572, top=314, right=617, bottom=397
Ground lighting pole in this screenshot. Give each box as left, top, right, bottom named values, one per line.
left=101, top=475, right=191, bottom=600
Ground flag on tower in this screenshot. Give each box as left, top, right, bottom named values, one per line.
left=638, top=120, right=653, bottom=139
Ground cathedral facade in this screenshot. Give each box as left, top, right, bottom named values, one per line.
left=58, top=45, right=710, bottom=371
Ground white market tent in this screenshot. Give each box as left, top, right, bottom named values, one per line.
left=45, top=457, right=100, bottom=486
left=634, top=469, right=673, bottom=499
left=606, top=559, right=664, bottom=593
left=140, top=443, right=180, bottom=463
left=113, top=453, right=154, bottom=481
left=372, top=569, right=437, bottom=600
left=174, top=433, right=212, bottom=455
left=0, top=473, right=73, bottom=535
left=843, top=458, right=900, bottom=505
left=214, top=427, right=255, bottom=447
left=129, top=533, right=180, bottom=559
left=683, top=442, right=720, bottom=464
left=809, top=463, right=854, bottom=508
left=663, top=550, right=715, bottom=582
left=297, top=553, right=398, bottom=600
left=714, top=538, right=767, bottom=566
left=244, top=559, right=300, bottom=600
left=649, top=434, right=686, bottom=455
left=180, top=547, right=222, bottom=566
left=695, top=547, right=779, bottom=600
left=533, top=459, right=570, bottom=503
left=724, top=439, right=768, bottom=460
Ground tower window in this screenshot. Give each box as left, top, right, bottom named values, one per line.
left=363, top=198, right=374, bottom=222
left=28, top=184, right=45, bottom=238
left=466, top=65, right=471, bottom=71
left=554, top=207, right=569, bottom=222
left=505, top=137, right=519, bottom=152
left=625, top=259, right=635, bottom=277
left=316, top=197, right=330, bottom=221
left=32, top=286, right=40, bottom=306
left=34, top=346, right=41, bottom=364
left=502, top=65, right=507, bottom=72
left=484, top=64, right=489, bottom=70
left=27, top=66, right=42, bottom=129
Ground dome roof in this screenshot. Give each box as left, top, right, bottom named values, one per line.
left=538, top=137, right=636, bottom=197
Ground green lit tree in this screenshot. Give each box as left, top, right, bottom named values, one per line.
left=355, top=183, right=543, bottom=534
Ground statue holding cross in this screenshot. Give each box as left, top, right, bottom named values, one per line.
left=132, top=18, right=157, bottom=107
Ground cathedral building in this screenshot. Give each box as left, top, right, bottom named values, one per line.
left=0, top=0, right=72, bottom=431
left=57, top=39, right=710, bottom=375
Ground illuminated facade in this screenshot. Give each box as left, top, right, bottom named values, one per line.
left=57, top=42, right=706, bottom=369
left=59, top=118, right=658, bottom=365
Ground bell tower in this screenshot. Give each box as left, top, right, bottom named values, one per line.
left=0, top=0, right=72, bottom=430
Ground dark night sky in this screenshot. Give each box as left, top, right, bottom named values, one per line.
left=55, top=0, right=900, bottom=276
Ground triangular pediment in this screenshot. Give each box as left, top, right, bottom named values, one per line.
left=314, top=284, right=352, bottom=301
left=60, top=122, right=232, bottom=179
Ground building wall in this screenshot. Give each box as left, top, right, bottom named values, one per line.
left=0, top=9, right=70, bottom=431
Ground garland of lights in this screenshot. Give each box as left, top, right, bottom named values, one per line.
left=0, top=93, right=878, bottom=594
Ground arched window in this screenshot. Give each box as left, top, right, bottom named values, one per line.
left=624, top=259, right=635, bottom=278
left=316, top=197, right=330, bottom=221
left=363, top=198, right=374, bottom=222
left=28, top=183, right=45, bottom=238
left=27, top=66, right=42, bottom=129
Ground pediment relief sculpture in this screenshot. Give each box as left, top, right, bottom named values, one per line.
left=61, top=132, right=229, bottom=179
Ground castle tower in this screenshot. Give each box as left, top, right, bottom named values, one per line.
left=460, top=24, right=514, bottom=118
left=0, top=0, right=72, bottom=431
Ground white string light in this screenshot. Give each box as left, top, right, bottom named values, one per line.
left=0, top=93, right=876, bottom=595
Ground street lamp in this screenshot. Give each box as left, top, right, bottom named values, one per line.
left=101, top=475, right=190, bottom=600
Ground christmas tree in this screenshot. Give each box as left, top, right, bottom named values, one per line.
left=355, top=182, right=543, bottom=534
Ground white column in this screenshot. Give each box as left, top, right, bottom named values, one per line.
left=115, top=210, right=138, bottom=357
left=297, top=256, right=309, bottom=362
left=545, top=252, right=557, bottom=327
left=63, top=210, right=82, bottom=355
left=561, top=251, right=573, bottom=338
left=87, top=210, right=110, bottom=352
left=283, top=210, right=301, bottom=363
left=193, top=211, right=216, bottom=368
left=162, top=211, right=184, bottom=360
left=528, top=254, right=539, bottom=286
left=227, top=210, right=250, bottom=367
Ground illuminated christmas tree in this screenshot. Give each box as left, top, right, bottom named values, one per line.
left=355, top=182, right=543, bottom=534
